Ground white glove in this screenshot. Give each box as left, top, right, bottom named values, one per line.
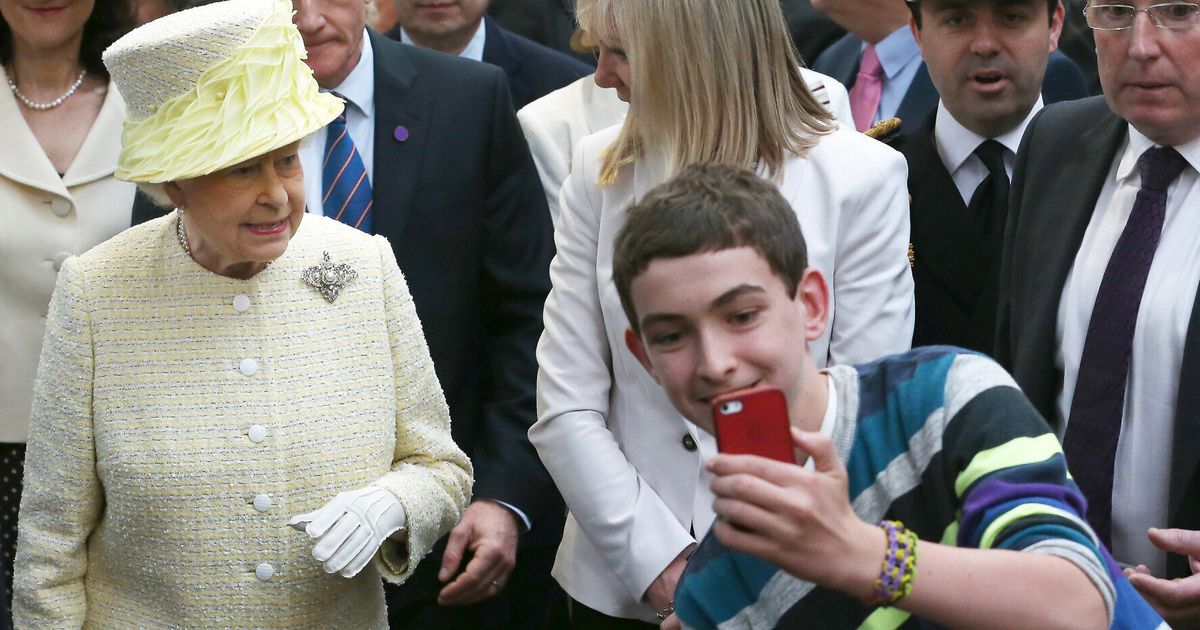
left=289, top=485, right=407, bottom=578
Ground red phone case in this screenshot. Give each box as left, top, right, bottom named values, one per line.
left=711, top=388, right=794, bottom=463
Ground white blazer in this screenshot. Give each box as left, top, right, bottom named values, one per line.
left=0, top=73, right=135, bottom=443
left=518, top=69, right=854, bottom=229
left=531, top=124, right=913, bottom=621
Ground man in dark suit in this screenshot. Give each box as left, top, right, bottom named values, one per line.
left=812, top=0, right=1086, bottom=133
left=384, top=0, right=591, bottom=110
left=294, top=1, right=559, bottom=628
left=997, top=3, right=1200, bottom=626
left=902, top=0, right=1065, bottom=355
left=486, top=0, right=597, bottom=66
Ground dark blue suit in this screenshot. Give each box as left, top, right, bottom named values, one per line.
left=814, top=33, right=1088, bottom=134
left=386, top=16, right=591, bottom=111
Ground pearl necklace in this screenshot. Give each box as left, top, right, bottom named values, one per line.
left=8, top=69, right=86, bottom=110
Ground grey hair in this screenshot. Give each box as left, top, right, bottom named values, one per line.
left=137, top=182, right=174, bottom=208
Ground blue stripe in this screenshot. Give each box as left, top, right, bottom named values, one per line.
left=846, top=348, right=959, bottom=496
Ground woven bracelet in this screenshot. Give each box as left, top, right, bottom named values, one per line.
left=867, top=519, right=919, bottom=607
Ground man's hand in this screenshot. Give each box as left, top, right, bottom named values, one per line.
left=707, top=428, right=881, bottom=599
left=644, top=547, right=691, bottom=628
left=1125, top=528, right=1200, bottom=629
left=436, top=500, right=520, bottom=606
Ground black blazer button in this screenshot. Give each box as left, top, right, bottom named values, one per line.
left=681, top=434, right=697, bottom=451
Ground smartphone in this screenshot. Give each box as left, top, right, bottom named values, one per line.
left=711, top=388, right=794, bottom=463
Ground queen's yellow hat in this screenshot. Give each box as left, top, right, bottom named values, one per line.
left=103, top=0, right=342, bottom=183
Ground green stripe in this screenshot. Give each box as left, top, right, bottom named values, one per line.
left=858, top=606, right=911, bottom=630
left=940, top=520, right=958, bottom=545
left=953, top=433, right=1062, bottom=497
left=979, top=503, right=1086, bottom=549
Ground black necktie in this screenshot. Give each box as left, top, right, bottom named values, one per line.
left=967, top=140, right=1010, bottom=235
left=1063, top=146, right=1188, bottom=546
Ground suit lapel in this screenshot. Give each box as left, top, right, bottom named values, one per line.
left=0, top=67, right=69, bottom=197
left=1023, top=105, right=1126, bottom=421
left=369, top=31, right=429, bottom=243
left=895, top=63, right=938, bottom=136
left=819, top=35, right=862, bottom=89
left=906, top=115, right=989, bottom=310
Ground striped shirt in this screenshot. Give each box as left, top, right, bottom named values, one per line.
left=674, top=346, right=1164, bottom=629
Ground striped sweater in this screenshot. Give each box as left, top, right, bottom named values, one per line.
left=674, top=346, right=1164, bottom=629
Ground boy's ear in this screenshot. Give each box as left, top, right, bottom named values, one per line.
left=797, top=268, right=830, bottom=342
left=625, top=328, right=658, bottom=381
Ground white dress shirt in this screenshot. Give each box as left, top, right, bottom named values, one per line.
left=300, top=32, right=375, bottom=217
left=399, top=20, right=486, bottom=61
left=1057, top=127, right=1200, bottom=575
left=934, top=98, right=1042, bottom=204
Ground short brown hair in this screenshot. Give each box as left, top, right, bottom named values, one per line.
left=908, top=0, right=1060, bottom=29
left=613, top=164, right=809, bottom=334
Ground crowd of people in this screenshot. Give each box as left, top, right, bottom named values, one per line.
left=1, top=0, right=1198, bottom=628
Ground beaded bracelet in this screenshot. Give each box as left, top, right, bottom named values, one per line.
left=867, top=519, right=919, bottom=607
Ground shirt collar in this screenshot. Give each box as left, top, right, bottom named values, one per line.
left=1116, top=125, right=1200, bottom=183
left=399, top=19, right=486, bottom=62
left=870, top=25, right=922, bottom=80
left=802, top=374, right=838, bottom=472
left=325, top=31, right=375, bottom=119
left=935, top=97, right=1043, bottom=173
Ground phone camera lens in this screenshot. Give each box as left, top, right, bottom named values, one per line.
left=720, top=400, right=744, bottom=415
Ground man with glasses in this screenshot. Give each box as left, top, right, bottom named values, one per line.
left=996, top=1, right=1200, bottom=625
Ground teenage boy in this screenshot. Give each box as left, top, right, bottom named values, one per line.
left=612, top=163, right=1164, bottom=629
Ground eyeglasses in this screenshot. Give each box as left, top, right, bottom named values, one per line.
left=1084, top=2, right=1200, bottom=30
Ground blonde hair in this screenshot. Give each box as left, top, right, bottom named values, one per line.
left=578, top=0, right=835, bottom=185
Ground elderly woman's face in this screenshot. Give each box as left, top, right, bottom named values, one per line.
left=0, top=0, right=94, bottom=52
left=166, top=142, right=305, bottom=279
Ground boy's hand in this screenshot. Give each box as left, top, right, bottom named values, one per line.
left=707, top=427, right=882, bottom=599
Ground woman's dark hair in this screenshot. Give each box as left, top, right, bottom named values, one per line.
left=1, top=0, right=135, bottom=80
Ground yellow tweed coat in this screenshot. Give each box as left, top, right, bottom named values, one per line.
left=14, top=214, right=472, bottom=628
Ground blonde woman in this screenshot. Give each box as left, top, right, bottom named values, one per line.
left=530, top=0, right=914, bottom=625
left=13, top=1, right=470, bottom=627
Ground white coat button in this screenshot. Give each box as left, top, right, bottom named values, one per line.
left=248, top=425, right=268, bottom=443
left=50, top=252, right=72, bottom=272
left=240, top=358, right=258, bottom=376
left=253, top=494, right=273, bottom=512
left=255, top=562, right=275, bottom=581
left=233, top=294, right=252, bottom=312
left=48, top=198, right=72, bottom=217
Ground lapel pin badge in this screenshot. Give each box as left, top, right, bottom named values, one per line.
left=394, top=126, right=410, bottom=142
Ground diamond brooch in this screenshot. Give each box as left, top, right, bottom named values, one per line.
left=303, top=252, right=357, bottom=303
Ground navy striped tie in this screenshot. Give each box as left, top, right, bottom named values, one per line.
left=322, top=102, right=373, bottom=232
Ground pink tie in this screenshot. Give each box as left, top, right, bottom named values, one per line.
left=849, top=44, right=883, bottom=132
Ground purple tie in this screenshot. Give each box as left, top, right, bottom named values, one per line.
left=1064, top=146, right=1188, bottom=546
